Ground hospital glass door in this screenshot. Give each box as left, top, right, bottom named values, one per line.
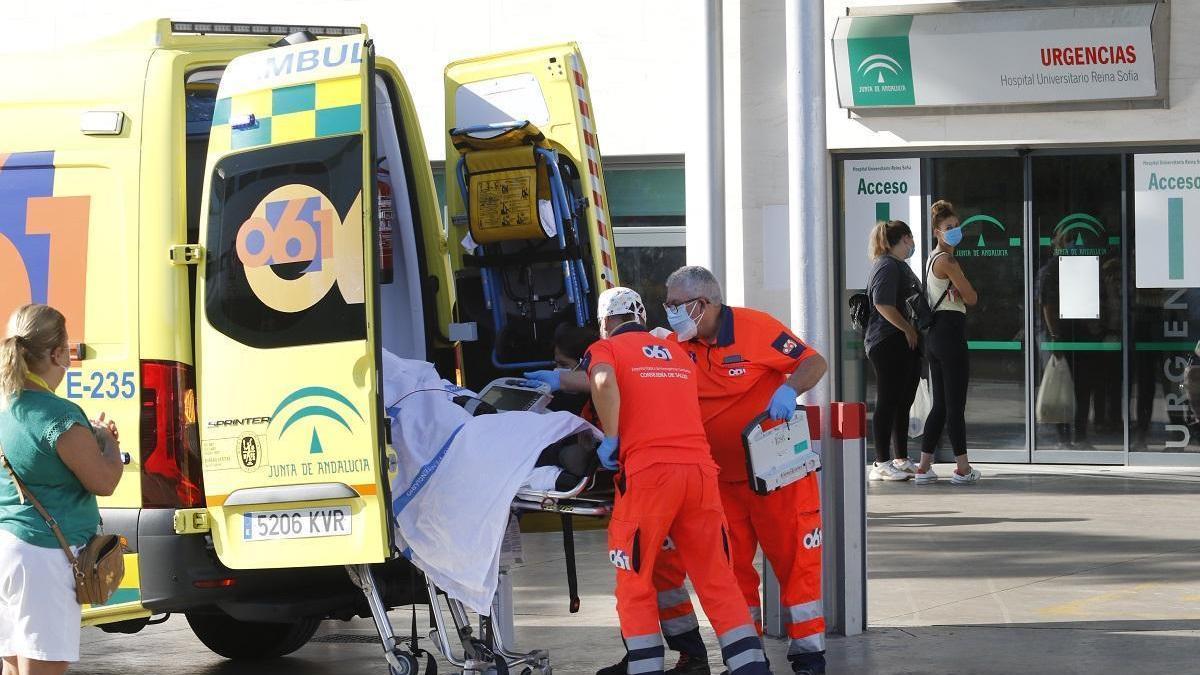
left=928, top=157, right=1029, bottom=462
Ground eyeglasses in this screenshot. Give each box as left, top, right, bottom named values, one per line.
left=663, top=297, right=704, bottom=313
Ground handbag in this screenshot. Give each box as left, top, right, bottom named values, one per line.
left=1035, top=354, right=1076, bottom=425
left=0, top=444, right=126, bottom=605
left=908, top=376, right=932, bottom=438
left=905, top=252, right=950, bottom=333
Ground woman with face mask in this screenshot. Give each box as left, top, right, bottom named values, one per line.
left=916, top=201, right=981, bottom=485
left=0, top=304, right=124, bottom=674
left=864, top=220, right=922, bottom=482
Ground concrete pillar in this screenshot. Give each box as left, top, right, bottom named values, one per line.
left=685, top=0, right=726, bottom=287
left=722, top=0, right=745, bottom=306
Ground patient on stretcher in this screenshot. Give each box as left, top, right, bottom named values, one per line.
left=381, top=349, right=602, bottom=614
left=381, top=348, right=600, bottom=493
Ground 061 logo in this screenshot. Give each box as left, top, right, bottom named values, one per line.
left=642, top=345, right=672, bottom=361
left=803, top=528, right=823, bottom=550
left=235, top=184, right=365, bottom=314
left=609, top=548, right=632, bottom=571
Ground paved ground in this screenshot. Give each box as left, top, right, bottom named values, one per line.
left=77, top=464, right=1200, bottom=674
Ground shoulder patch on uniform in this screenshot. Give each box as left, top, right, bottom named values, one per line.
left=771, top=332, right=804, bottom=359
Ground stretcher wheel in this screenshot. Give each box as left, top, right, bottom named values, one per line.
left=389, top=651, right=418, bottom=675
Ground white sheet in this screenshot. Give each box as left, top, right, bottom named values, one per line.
left=382, top=352, right=598, bottom=615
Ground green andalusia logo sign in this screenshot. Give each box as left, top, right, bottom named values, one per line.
left=1044, top=213, right=1118, bottom=256
left=956, top=214, right=1021, bottom=257
left=847, top=16, right=915, bottom=107
left=858, top=54, right=905, bottom=85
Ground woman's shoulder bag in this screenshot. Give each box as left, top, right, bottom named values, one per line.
left=905, top=251, right=951, bottom=334
left=0, top=443, right=126, bottom=605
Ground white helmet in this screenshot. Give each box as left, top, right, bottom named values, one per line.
left=597, top=287, right=647, bottom=325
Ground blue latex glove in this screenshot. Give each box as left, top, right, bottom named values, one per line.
left=597, top=436, right=620, bottom=471
left=523, top=370, right=562, bottom=392
left=767, top=384, right=798, bottom=421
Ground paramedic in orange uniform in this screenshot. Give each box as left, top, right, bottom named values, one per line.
left=585, top=287, right=771, bottom=675
left=655, top=266, right=829, bottom=675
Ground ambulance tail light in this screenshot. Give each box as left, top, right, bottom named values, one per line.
left=193, top=577, right=237, bottom=590
left=140, top=361, right=205, bottom=509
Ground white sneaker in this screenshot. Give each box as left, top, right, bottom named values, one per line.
left=913, top=467, right=938, bottom=484
left=869, top=462, right=911, bottom=481
left=951, top=468, right=982, bottom=485
left=892, top=458, right=918, bottom=474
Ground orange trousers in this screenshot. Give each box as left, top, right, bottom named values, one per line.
left=653, top=475, right=826, bottom=661
left=608, top=463, right=769, bottom=675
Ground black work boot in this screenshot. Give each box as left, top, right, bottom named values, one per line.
left=789, top=652, right=826, bottom=675
left=596, top=655, right=628, bottom=675
left=667, top=650, right=712, bottom=674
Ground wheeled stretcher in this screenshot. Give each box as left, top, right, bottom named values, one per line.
left=351, top=376, right=614, bottom=674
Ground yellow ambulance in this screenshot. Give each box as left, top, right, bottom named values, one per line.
left=0, top=19, right=617, bottom=664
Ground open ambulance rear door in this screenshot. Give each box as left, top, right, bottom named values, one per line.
left=444, top=44, right=619, bottom=384
left=194, top=32, right=391, bottom=569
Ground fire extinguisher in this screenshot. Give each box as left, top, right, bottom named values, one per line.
left=376, top=158, right=395, bottom=285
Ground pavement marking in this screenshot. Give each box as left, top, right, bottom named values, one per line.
left=1037, top=582, right=1160, bottom=618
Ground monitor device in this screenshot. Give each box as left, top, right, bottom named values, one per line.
left=478, top=378, right=554, bottom=413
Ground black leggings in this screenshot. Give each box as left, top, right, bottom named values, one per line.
left=867, top=331, right=922, bottom=463
left=922, top=311, right=969, bottom=456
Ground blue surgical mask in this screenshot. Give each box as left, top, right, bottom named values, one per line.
left=666, top=302, right=703, bottom=341
left=904, top=242, right=916, bottom=260
left=942, top=226, right=964, bottom=247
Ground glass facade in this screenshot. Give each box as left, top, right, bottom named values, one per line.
left=840, top=151, right=1200, bottom=465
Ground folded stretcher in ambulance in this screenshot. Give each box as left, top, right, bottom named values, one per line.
left=381, top=352, right=610, bottom=618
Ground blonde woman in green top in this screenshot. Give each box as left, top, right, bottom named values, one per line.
left=0, top=304, right=123, bottom=674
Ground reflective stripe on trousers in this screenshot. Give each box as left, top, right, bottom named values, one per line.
left=786, top=600, right=826, bottom=654
left=657, top=586, right=699, bottom=636
left=717, top=624, right=769, bottom=675
left=625, top=633, right=665, bottom=674
left=787, top=631, right=827, bottom=655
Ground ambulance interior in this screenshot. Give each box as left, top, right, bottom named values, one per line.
left=448, top=72, right=602, bottom=380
